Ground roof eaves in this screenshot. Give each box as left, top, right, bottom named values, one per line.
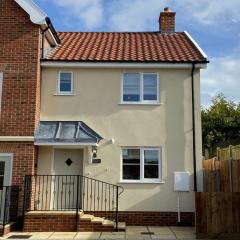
left=42, top=59, right=209, bottom=64
left=15, top=0, right=60, bottom=47
left=184, top=31, right=208, bottom=61
left=15, top=0, right=47, bottom=25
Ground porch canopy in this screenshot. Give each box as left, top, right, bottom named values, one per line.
left=34, top=121, right=103, bottom=145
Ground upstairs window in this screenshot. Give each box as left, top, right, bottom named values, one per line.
left=122, top=73, right=159, bottom=103
left=58, top=72, right=73, bottom=94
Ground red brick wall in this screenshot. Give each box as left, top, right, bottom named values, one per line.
left=0, top=142, right=37, bottom=214
left=23, top=213, right=114, bottom=232
left=24, top=213, right=76, bottom=232
left=23, top=211, right=194, bottom=232
left=118, top=211, right=194, bottom=226
left=0, top=0, right=41, bottom=136
left=87, top=211, right=195, bottom=226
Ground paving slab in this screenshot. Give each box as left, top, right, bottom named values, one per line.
left=74, top=232, right=101, bottom=239
left=126, top=235, right=151, bottom=240
left=49, top=233, right=77, bottom=239
left=29, top=232, right=54, bottom=239
left=148, top=227, right=173, bottom=234
left=151, top=233, right=176, bottom=239
left=126, top=226, right=149, bottom=235
left=100, top=234, right=125, bottom=239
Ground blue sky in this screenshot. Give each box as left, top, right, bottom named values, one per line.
left=36, top=0, right=240, bottom=107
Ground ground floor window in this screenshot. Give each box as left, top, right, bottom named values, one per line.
left=122, top=148, right=161, bottom=182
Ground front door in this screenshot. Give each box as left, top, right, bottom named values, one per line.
left=0, top=154, right=12, bottom=223
left=53, top=149, right=83, bottom=210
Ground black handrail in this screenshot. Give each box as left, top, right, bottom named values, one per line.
left=0, top=186, right=19, bottom=228
left=23, top=175, right=123, bottom=231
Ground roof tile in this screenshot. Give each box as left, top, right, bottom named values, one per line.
left=46, top=32, right=207, bottom=62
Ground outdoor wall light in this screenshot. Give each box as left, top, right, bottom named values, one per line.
left=92, top=146, right=97, bottom=158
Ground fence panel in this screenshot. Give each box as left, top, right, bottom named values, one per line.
left=217, top=145, right=240, bottom=160
left=203, top=158, right=240, bottom=192
left=196, top=192, right=240, bottom=238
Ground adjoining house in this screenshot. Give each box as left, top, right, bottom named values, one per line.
left=0, top=0, right=208, bottom=234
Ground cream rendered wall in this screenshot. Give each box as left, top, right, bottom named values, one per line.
left=39, top=67, right=203, bottom=212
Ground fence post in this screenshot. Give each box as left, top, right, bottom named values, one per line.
left=229, top=145, right=233, bottom=159
left=228, top=159, right=233, bottom=192
left=216, top=147, right=220, bottom=160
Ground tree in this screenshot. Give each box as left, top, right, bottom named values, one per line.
left=202, top=93, right=240, bottom=157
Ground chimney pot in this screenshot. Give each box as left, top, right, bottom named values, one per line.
left=164, top=7, right=172, bottom=12
left=159, top=7, right=176, bottom=33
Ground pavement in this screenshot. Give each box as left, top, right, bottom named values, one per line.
left=0, top=226, right=198, bottom=239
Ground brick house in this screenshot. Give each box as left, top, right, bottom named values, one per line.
left=0, top=0, right=208, bottom=234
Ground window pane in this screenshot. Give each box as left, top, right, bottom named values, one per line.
left=60, top=73, right=72, bottom=92
left=60, top=72, right=72, bottom=81
left=123, top=165, right=140, bottom=180
left=144, top=165, right=159, bottom=178
left=144, top=150, right=159, bottom=164
left=0, top=176, right=3, bottom=190
left=122, top=149, right=140, bottom=164
left=143, top=74, right=157, bottom=100
left=123, top=73, right=140, bottom=102
left=0, top=162, right=5, bottom=175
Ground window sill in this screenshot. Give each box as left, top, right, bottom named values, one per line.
left=54, top=93, right=76, bottom=96
left=119, top=180, right=165, bottom=184
left=118, top=102, right=163, bottom=106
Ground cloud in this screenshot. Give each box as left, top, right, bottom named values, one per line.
left=201, top=56, right=240, bottom=108
left=108, top=0, right=168, bottom=31
left=42, top=0, right=240, bottom=32
left=176, top=0, right=240, bottom=26
left=107, top=0, right=240, bottom=31
left=51, top=0, right=103, bottom=29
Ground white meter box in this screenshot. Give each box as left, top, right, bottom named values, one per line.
left=174, top=172, right=190, bottom=192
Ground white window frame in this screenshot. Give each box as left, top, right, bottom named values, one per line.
left=121, top=147, right=162, bottom=183
left=121, top=72, right=160, bottom=104
left=0, top=72, right=3, bottom=112
left=0, top=153, right=13, bottom=186
left=57, top=71, right=73, bottom=95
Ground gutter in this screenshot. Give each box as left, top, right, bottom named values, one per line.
left=41, top=61, right=208, bottom=69
left=191, top=63, right=197, bottom=192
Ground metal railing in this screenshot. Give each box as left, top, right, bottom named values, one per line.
left=23, top=175, right=123, bottom=230
left=0, top=186, right=19, bottom=228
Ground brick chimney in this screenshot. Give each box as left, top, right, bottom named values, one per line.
left=159, top=7, right=176, bottom=33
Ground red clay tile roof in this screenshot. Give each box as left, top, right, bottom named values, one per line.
left=46, top=32, right=207, bottom=63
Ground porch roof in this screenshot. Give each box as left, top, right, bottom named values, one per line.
left=34, top=121, right=103, bottom=145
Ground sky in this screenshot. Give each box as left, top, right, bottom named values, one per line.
left=36, top=0, right=240, bottom=108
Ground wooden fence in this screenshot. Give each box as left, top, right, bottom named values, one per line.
left=217, top=145, right=240, bottom=161
left=196, top=192, right=240, bottom=238
left=203, top=158, right=240, bottom=192
left=196, top=157, right=240, bottom=238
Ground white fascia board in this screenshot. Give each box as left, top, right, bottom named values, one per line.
left=184, top=31, right=208, bottom=60
left=41, top=61, right=207, bottom=69
left=15, top=0, right=47, bottom=25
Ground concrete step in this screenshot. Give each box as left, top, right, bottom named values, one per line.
left=91, top=217, right=104, bottom=223
left=80, top=214, right=94, bottom=220
left=102, top=219, right=114, bottom=226
left=117, top=222, right=126, bottom=230
left=79, top=212, right=126, bottom=232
